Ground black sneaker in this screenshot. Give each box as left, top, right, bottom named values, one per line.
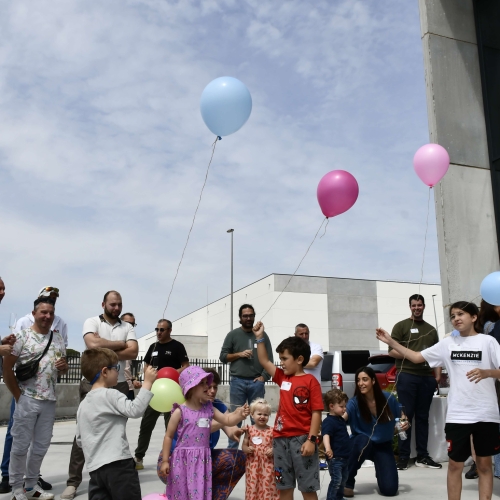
left=37, top=476, right=52, bottom=490
left=415, top=456, right=442, bottom=469
left=396, top=458, right=409, bottom=470
left=465, top=461, right=478, bottom=479
left=0, top=476, right=11, bottom=493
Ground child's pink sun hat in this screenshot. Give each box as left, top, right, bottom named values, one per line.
left=179, top=366, right=214, bottom=396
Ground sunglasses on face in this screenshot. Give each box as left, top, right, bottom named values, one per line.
left=155, top=328, right=169, bottom=333
left=107, top=365, right=120, bottom=372
left=89, top=364, right=120, bottom=385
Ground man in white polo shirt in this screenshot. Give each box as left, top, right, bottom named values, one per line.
left=60, top=290, right=138, bottom=500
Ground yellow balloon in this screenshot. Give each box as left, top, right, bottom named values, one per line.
left=149, top=378, right=185, bottom=413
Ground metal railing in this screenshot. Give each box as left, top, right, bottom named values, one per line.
left=56, top=356, right=279, bottom=385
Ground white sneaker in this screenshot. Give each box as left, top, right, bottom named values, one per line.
left=11, top=490, right=28, bottom=500
left=60, top=486, right=77, bottom=500
left=25, top=484, right=54, bottom=499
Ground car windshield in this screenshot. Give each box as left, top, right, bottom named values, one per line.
left=367, top=357, right=394, bottom=373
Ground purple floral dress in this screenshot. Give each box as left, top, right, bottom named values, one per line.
left=166, top=402, right=213, bottom=500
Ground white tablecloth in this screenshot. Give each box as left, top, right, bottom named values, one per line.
left=410, top=395, right=448, bottom=463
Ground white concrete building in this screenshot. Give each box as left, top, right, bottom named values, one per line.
left=137, top=274, right=444, bottom=360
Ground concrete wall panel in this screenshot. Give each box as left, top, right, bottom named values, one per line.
left=419, top=0, right=476, bottom=44
left=423, top=33, right=489, bottom=168
left=274, top=275, right=327, bottom=294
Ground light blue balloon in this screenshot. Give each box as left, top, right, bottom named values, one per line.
left=480, top=271, right=500, bottom=306
left=200, top=77, right=252, bottom=136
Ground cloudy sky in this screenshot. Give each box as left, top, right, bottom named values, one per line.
left=0, top=1, right=440, bottom=351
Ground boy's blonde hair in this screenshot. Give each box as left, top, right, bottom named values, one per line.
left=81, top=347, right=118, bottom=382
left=324, top=388, right=348, bottom=408
left=250, top=397, right=272, bottom=415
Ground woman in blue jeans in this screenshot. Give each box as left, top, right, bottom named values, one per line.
left=344, top=367, right=406, bottom=497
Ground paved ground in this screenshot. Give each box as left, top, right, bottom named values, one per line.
left=1, top=417, right=499, bottom=499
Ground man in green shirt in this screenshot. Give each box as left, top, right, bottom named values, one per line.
left=219, top=304, right=273, bottom=449
left=389, top=294, right=441, bottom=471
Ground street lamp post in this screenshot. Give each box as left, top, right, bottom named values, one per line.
left=227, top=229, right=234, bottom=330
left=432, top=294, right=439, bottom=335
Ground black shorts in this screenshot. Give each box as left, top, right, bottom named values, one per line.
left=445, top=422, right=500, bottom=462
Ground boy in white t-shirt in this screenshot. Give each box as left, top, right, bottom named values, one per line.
left=76, top=348, right=157, bottom=500
left=377, top=300, right=500, bottom=500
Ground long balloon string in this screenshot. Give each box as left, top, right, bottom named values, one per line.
left=358, top=187, right=433, bottom=461
left=162, top=136, right=220, bottom=318
left=260, top=217, right=328, bottom=321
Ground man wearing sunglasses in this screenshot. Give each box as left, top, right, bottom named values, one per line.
left=134, top=319, right=189, bottom=470
left=61, top=290, right=138, bottom=500
left=219, top=304, right=274, bottom=449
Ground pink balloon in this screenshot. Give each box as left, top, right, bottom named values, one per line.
left=413, top=143, right=450, bottom=187
left=317, top=170, right=359, bottom=218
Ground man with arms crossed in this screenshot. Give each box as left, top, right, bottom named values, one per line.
left=389, top=294, right=441, bottom=470
left=60, top=291, right=138, bottom=500
left=134, top=319, right=189, bottom=469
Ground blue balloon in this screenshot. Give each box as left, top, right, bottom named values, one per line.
left=200, top=77, right=252, bottom=136
left=480, top=272, right=500, bottom=306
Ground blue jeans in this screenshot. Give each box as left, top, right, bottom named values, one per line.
left=1, top=398, right=15, bottom=478
left=327, top=457, right=348, bottom=500
left=396, top=372, right=436, bottom=460
left=227, top=376, right=265, bottom=449
left=347, top=434, right=398, bottom=497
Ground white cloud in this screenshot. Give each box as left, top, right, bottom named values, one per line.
left=0, top=0, right=439, bottom=351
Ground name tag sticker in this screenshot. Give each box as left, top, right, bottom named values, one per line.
left=252, top=436, right=263, bottom=445
left=197, top=418, right=210, bottom=428
left=281, top=381, right=292, bottom=391
left=254, top=344, right=257, bottom=348
left=410, top=329, right=419, bottom=333
left=152, top=351, right=158, bottom=356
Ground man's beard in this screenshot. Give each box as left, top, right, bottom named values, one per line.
left=104, top=307, right=120, bottom=319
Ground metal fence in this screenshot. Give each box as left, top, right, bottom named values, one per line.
left=58, top=355, right=279, bottom=385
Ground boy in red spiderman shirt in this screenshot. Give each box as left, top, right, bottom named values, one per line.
left=254, top=322, right=324, bottom=500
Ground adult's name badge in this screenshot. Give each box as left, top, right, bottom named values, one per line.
left=281, top=381, right=292, bottom=391
left=410, top=329, right=419, bottom=333
left=254, top=344, right=257, bottom=348
left=252, top=436, right=263, bottom=445
left=152, top=351, right=159, bottom=356
left=197, top=418, right=210, bottom=428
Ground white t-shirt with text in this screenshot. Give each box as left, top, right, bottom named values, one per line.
left=421, top=334, right=500, bottom=424
left=304, top=341, right=324, bottom=384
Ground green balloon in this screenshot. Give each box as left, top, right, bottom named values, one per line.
left=149, top=378, right=185, bottom=412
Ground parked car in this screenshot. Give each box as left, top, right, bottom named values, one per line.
left=320, top=350, right=391, bottom=399
left=366, top=354, right=396, bottom=391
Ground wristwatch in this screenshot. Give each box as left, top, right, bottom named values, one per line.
left=308, top=435, right=318, bottom=443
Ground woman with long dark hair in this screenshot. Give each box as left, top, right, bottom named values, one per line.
left=343, top=366, right=404, bottom=497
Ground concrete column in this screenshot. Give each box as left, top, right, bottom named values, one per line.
left=418, top=0, right=499, bottom=316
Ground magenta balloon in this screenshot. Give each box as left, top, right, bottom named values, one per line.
left=413, top=144, right=450, bottom=187
left=317, top=170, right=359, bottom=218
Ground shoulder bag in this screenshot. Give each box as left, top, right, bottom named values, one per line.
left=15, top=331, right=53, bottom=382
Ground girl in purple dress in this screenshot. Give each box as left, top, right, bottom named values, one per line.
left=160, top=366, right=250, bottom=500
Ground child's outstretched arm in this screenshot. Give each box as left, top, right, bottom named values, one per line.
left=254, top=322, right=276, bottom=378
left=160, top=407, right=182, bottom=476
left=376, top=328, right=425, bottom=364
left=213, top=404, right=250, bottom=427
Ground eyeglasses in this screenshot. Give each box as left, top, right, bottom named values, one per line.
left=89, top=364, right=120, bottom=384
left=241, top=314, right=255, bottom=319
left=155, top=328, right=169, bottom=333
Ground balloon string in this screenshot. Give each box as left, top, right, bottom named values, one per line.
left=320, top=218, right=330, bottom=238
left=260, top=217, right=327, bottom=321
left=358, top=186, right=434, bottom=461
left=162, top=136, right=220, bottom=318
